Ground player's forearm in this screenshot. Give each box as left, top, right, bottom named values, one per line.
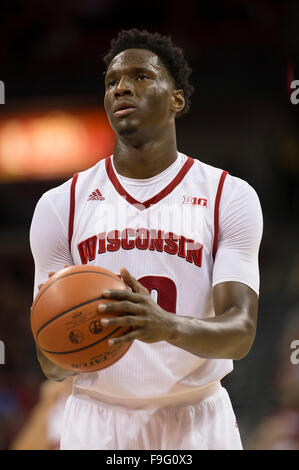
left=168, top=307, right=256, bottom=360
left=36, top=346, right=77, bottom=382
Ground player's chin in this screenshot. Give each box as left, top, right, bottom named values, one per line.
left=114, top=120, right=140, bottom=137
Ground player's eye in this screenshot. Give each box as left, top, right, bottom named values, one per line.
left=107, top=80, right=117, bottom=88
left=136, top=74, right=149, bottom=81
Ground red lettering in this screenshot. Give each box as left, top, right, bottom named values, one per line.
left=77, top=228, right=203, bottom=268
left=107, top=230, right=121, bottom=252
left=98, top=232, right=106, bottom=254
left=138, top=275, right=177, bottom=314
left=77, top=235, right=97, bottom=264
left=197, top=198, right=207, bottom=207
left=122, top=228, right=135, bottom=250
left=164, top=232, right=178, bottom=255
left=178, top=235, right=186, bottom=258
left=149, top=229, right=164, bottom=252
left=136, top=228, right=149, bottom=250
left=186, top=241, right=203, bottom=266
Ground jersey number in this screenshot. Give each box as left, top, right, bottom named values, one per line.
left=138, top=276, right=177, bottom=314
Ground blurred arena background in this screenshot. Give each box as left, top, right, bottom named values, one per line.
left=0, top=0, right=299, bottom=450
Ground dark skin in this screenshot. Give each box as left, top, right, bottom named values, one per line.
left=100, top=48, right=258, bottom=359
left=104, top=49, right=185, bottom=178
left=99, top=269, right=258, bottom=360
left=37, top=48, right=258, bottom=381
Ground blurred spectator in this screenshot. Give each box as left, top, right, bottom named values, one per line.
left=245, top=304, right=299, bottom=450
left=9, top=377, right=72, bottom=450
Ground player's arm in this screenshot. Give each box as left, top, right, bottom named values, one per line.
left=100, top=272, right=257, bottom=360
left=164, top=177, right=263, bottom=359
left=99, top=179, right=263, bottom=360
left=179, top=178, right=263, bottom=359
left=30, top=190, right=77, bottom=381
left=171, top=180, right=262, bottom=359
left=165, top=280, right=258, bottom=360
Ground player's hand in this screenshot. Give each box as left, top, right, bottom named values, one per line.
left=36, top=265, right=78, bottom=380
left=98, top=267, right=177, bottom=346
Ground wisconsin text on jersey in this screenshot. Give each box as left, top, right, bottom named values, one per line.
left=77, top=229, right=203, bottom=267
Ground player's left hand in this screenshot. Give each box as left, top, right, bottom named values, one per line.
left=97, top=267, right=176, bottom=346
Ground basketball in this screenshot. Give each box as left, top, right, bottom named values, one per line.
left=30, top=265, right=133, bottom=373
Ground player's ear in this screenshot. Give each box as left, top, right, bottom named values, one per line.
left=170, top=89, right=185, bottom=116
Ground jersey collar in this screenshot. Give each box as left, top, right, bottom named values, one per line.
left=105, top=155, right=194, bottom=211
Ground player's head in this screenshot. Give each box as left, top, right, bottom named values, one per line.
left=103, top=28, right=194, bottom=140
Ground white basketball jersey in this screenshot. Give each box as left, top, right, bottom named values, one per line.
left=68, top=152, right=234, bottom=400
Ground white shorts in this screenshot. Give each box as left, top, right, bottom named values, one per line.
left=60, top=383, right=243, bottom=450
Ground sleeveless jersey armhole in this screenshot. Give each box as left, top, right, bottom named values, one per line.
left=68, top=173, right=79, bottom=254
left=212, top=170, right=229, bottom=260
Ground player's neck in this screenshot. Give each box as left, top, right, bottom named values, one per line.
left=112, top=129, right=178, bottom=179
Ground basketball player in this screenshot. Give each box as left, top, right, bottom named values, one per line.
left=30, top=29, right=263, bottom=450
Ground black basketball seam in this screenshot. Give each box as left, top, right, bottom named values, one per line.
left=31, top=269, right=122, bottom=314
left=35, top=295, right=106, bottom=340
left=39, top=327, right=122, bottom=355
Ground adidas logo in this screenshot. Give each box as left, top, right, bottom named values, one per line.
left=87, top=189, right=105, bottom=201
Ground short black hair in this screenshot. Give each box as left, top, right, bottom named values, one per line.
left=103, top=28, right=194, bottom=117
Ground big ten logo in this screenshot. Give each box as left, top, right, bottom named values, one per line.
left=0, top=340, right=4, bottom=364
left=290, top=339, right=299, bottom=365
left=290, top=80, right=299, bottom=105
left=0, top=81, right=4, bottom=104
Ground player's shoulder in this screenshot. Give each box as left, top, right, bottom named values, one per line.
left=192, top=158, right=224, bottom=182
left=34, top=176, right=73, bottom=214
left=35, top=157, right=109, bottom=207
left=75, top=156, right=108, bottom=181
left=191, top=156, right=259, bottom=199
left=223, top=172, right=261, bottom=206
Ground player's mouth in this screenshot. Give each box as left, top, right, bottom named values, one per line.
left=113, top=101, right=136, bottom=117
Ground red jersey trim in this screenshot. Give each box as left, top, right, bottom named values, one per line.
left=212, top=170, right=229, bottom=260
left=105, top=156, right=194, bottom=210
left=68, top=173, right=79, bottom=252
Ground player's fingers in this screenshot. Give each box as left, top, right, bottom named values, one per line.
left=40, top=268, right=57, bottom=288
left=120, top=267, right=149, bottom=295
left=48, top=265, right=69, bottom=280
left=97, top=301, right=145, bottom=315
left=38, top=283, right=44, bottom=290
left=100, top=315, right=144, bottom=328
left=108, top=328, right=144, bottom=346
left=102, top=289, right=145, bottom=303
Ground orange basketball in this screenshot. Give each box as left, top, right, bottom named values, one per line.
left=30, top=265, right=133, bottom=373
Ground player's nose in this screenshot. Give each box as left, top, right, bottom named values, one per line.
left=114, top=75, right=134, bottom=98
